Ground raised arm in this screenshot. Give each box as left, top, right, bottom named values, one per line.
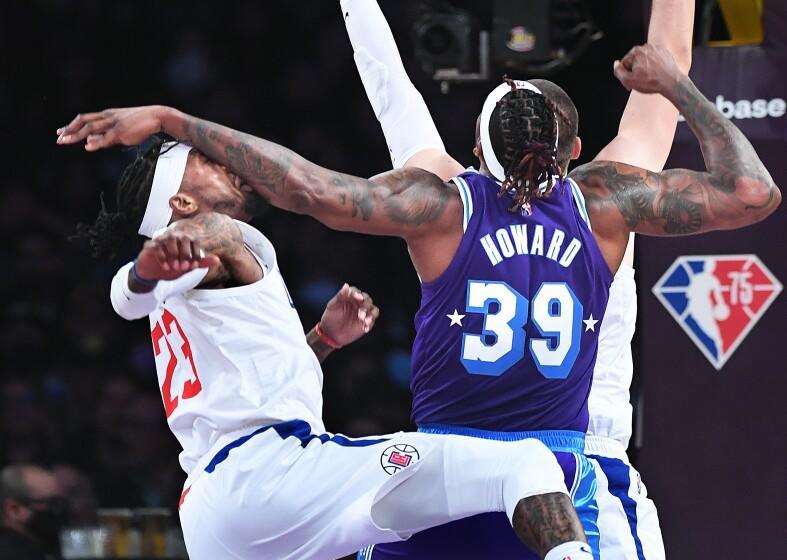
left=571, top=44, right=780, bottom=265
left=593, top=0, right=694, bottom=171
left=341, top=0, right=464, bottom=181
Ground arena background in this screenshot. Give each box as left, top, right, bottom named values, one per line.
left=1, top=1, right=784, bottom=558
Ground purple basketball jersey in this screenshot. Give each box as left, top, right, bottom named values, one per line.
left=410, top=170, right=613, bottom=432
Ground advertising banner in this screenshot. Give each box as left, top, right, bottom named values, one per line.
left=636, top=45, right=786, bottom=557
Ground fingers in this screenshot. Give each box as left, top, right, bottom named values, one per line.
left=198, top=254, right=221, bottom=269
left=350, top=287, right=378, bottom=333
left=364, top=303, right=381, bottom=333
left=613, top=60, right=633, bottom=90
left=56, top=113, right=113, bottom=145
left=84, top=129, right=119, bottom=151
left=619, top=45, right=639, bottom=70
left=155, top=234, right=215, bottom=273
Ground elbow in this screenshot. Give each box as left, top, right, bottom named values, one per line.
left=742, top=180, right=781, bottom=225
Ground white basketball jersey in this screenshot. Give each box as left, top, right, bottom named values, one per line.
left=146, top=221, right=325, bottom=474
left=587, top=264, right=637, bottom=448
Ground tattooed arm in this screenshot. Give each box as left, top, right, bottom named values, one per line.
left=56, top=107, right=461, bottom=241
left=570, top=45, right=780, bottom=271
left=56, top=107, right=464, bottom=280
left=171, top=116, right=461, bottom=241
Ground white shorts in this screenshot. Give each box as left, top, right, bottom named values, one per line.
left=585, top=435, right=665, bottom=560
left=178, top=419, right=567, bottom=560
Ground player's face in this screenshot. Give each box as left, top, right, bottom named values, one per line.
left=179, top=151, right=267, bottom=221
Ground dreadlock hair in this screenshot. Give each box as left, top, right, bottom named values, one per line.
left=488, top=78, right=562, bottom=212
left=73, top=135, right=174, bottom=259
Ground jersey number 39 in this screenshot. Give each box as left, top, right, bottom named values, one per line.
left=460, top=281, right=582, bottom=379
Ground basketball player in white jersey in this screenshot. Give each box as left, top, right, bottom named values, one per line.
left=339, top=0, right=693, bottom=556
left=72, top=140, right=594, bottom=560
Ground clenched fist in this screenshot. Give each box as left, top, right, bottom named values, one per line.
left=135, top=231, right=219, bottom=282
left=613, top=44, right=683, bottom=96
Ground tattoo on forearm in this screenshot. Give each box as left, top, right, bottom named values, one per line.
left=175, top=116, right=453, bottom=233
left=180, top=117, right=293, bottom=197
left=674, top=78, right=776, bottom=201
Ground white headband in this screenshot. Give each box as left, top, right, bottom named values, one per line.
left=138, top=142, right=192, bottom=238
left=479, top=80, right=559, bottom=182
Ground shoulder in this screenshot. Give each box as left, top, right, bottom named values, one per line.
left=372, top=167, right=463, bottom=234
left=371, top=166, right=457, bottom=194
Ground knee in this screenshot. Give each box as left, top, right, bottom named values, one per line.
left=499, top=439, right=566, bottom=497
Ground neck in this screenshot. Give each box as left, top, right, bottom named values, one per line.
left=478, top=162, right=497, bottom=181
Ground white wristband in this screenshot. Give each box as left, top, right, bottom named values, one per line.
left=110, top=262, right=158, bottom=320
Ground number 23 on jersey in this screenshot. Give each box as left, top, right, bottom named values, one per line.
left=151, top=309, right=203, bottom=417
left=460, top=280, right=583, bottom=379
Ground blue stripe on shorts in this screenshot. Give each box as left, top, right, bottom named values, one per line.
left=589, top=455, right=645, bottom=559
left=204, top=419, right=390, bottom=474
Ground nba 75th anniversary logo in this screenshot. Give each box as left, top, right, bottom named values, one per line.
left=652, top=255, right=782, bottom=370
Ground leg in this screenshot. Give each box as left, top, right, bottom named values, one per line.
left=371, top=435, right=589, bottom=558
left=369, top=450, right=600, bottom=560
left=182, top=424, right=586, bottom=559
left=512, top=492, right=587, bottom=557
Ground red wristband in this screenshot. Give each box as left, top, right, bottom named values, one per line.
left=315, top=322, right=342, bottom=349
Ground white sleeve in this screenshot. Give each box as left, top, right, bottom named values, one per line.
left=341, top=0, right=445, bottom=168
left=110, top=262, right=158, bottom=320
left=110, top=262, right=208, bottom=321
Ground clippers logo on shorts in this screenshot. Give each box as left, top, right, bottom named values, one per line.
left=652, top=255, right=782, bottom=370
left=380, top=444, right=420, bottom=475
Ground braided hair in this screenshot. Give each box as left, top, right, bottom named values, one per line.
left=488, top=79, right=562, bottom=212
left=73, top=135, right=173, bottom=259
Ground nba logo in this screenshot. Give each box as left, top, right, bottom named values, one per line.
left=652, top=255, right=782, bottom=370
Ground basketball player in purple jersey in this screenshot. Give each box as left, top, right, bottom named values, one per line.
left=57, top=41, right=780, bottom=560
left=340, top=1, right=691, bottom=557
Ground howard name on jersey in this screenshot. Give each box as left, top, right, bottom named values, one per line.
left=410, top=171, right=613, bottom=433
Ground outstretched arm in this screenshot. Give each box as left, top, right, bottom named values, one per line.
left=341, top=0, right=464, bottom=180
left=56, top=108, right=461, bottom=242
left=571, top=45, right=780, bottom=262
left=593, top=0, right=694, bottom=172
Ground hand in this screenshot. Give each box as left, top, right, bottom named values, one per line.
left=56, top=106, right=171, bottom=151
left=319, top=284, right=380, bottom=347
left=135, top=232, right=220, bottom=282
left=613, top=44, right=683, bottom=96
